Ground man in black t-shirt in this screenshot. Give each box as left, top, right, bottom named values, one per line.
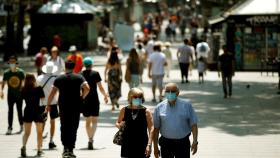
left=46, top=60, right=90, bottom=158
left=218, top=45, right=235, bottom=98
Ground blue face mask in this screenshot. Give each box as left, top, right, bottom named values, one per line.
left=166, top=92, right=177, bottom=101
left=9, top=64, right=16, bottom=70
left=132, top=98, right=142, bottom=106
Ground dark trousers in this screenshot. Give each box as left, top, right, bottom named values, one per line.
left=222, top=73, right=232, bottom=96
left=159, top=136, right=190, bottom=158
left=179, top=63, right=190, bottom=82
left=7, top=94, right=23, bottom=129
left=60, top=111, right=80, bottom=151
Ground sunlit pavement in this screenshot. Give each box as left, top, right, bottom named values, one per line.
left=0, top=52, right=280, bottom=157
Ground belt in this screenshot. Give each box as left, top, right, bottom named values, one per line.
left=161, top=134, right=190, bottom=143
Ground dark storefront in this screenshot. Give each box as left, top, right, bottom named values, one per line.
left=228, top=15, right=280, bottom=70
left=210, top=0, right=280, bottom=71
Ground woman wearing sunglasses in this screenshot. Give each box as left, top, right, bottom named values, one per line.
left=116, top=88, right=154, bottom=158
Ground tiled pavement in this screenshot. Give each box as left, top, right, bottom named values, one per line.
left=0, top=58, right=280, bottom=157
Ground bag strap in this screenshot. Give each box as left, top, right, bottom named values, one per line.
left=42, top=75, right=56, bottom=89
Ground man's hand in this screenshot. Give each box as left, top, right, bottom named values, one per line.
left=191, top=141, right=198, bottom=155
left=104, top=95, right=109, bottom=104
left=45, top=105, right=51, bottom=113
left=0, top=91, right=4, bottom=99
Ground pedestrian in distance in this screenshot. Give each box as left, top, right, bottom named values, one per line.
left=81, top=57, right=109, bottom=150
left=48, top=46, right=65, bottom=75
left=197, top=56, right=207, bottom=84
left=20, top=73, right=45, bottom=157
left=1, top=55, right=25, bottom=135
left=125, top=48, right=142, bottom=88
left=46, top=60, right=90, bottom=158
left=177, top=39, right=194, bottom=83
left=35, top=47, right=48, bottom=76
left=153, top=82, right=199, bottom=158
left=37, top=61, right=59, bottom=150
left=148, top=44, right=167, bottom=102
left=116, top=87, right=154, bottom=158
left=67, top=45, right=84, bottom=74
left=218, top=45, right=235, bottom=98
left=163, top=42, right=172, bottom=78
left=104, top=51, right=122, bottom=111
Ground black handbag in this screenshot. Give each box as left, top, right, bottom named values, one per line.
left=113, top=123, right=126, bottom=145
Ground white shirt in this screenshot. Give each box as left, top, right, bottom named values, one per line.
left=149, top=52, right=166, bottom=75
left=47, top=56, right=65, bottom=75
left=37, top=74, right=58, bottom=106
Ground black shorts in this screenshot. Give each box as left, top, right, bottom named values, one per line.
left=41, top=105, right=59, bottom=119
left=23, top=107, right=45, bottom=123
left=82, top=102, right=100, bottom=117
left=48, top=104, right=59, bottom=119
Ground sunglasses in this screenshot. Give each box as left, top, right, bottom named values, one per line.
left=165, top=90, right=177, bottom=93
left=132, top=96, right=142, bottom=99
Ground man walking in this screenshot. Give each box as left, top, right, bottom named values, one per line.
left=1, top=56, right=25, bottom=135
left=46, top=60, right=90, bottom=158
left=177, top=39, right=194, bottom=83
left=37, top=61, right=59, bottom=149
left=153, top=82, right=198, bottom=158
left=148, top=44, right=167, bottom=102
left=218, top=45, right=235, bottom=98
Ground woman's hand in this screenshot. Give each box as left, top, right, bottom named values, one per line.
left=117, top=121, right=125, bottom=129
left=145, top=144, right=152, bottom=158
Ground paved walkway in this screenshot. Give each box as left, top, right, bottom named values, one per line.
left=0, top=54, right=280, bottom=157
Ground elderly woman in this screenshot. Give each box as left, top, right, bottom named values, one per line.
left=116, top=88, right=154, bottom=158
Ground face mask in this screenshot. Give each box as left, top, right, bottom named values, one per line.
left=132, top=98, right=142, bottom=106
left=166, top=92, right=177, bottom=101
left=9, top=64, right=16, bottom=69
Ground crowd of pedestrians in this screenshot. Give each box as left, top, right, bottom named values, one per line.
left=0, top=33, right=241, bottom=158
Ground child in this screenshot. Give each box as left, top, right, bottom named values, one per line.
left=21, top=74, right=45, bottom=157
left=197, top=56, right=207, bottom=84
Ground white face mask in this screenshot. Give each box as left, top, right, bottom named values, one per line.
left=9, top=64, right=16, bottom=70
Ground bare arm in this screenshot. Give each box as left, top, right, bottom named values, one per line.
left=81, top=83, right=90, bottom=99
left=97, top=82, right=108, bottom=104
left=153, top=128, right=160, bottom=158
left=46, top=87, right=58, bottom=112
left=116, top=107, right=125, bottom=129
left=148, top=62, right=152, bottom=78
left=0, top=80, right=6, bottom=99
left=191, top=124, right=198, bottom=155
left=145, top=109, right=154, bottom=157
left=104, top=64, right=109, bottom=82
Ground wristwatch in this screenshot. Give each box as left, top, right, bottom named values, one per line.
left=193, top=140, right=198, bottom=145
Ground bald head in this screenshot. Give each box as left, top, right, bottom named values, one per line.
left=165, top=83, right=179, bottom=93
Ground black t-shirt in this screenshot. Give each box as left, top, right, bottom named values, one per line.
left=22, top=86, right=44, bottom=109
left=82, top=70, right=101, bottom=104
left=54, top=72, right=86, bottom=108
left=219, top=53, right=234, bottom=73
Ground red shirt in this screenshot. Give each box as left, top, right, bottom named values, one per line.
left=67, top=53, right=83, bottom=73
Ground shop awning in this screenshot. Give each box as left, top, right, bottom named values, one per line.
left=38, top=0, right=99, bottom=14
left=228, top=0, right=280, bottom=15
left=208, top=16, right=225, bottom=25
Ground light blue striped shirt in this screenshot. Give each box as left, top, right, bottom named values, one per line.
left=153, top=98, right=198, bottom=139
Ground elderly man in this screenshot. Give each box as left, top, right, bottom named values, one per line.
left=153, top=82, right=198, bottom=158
